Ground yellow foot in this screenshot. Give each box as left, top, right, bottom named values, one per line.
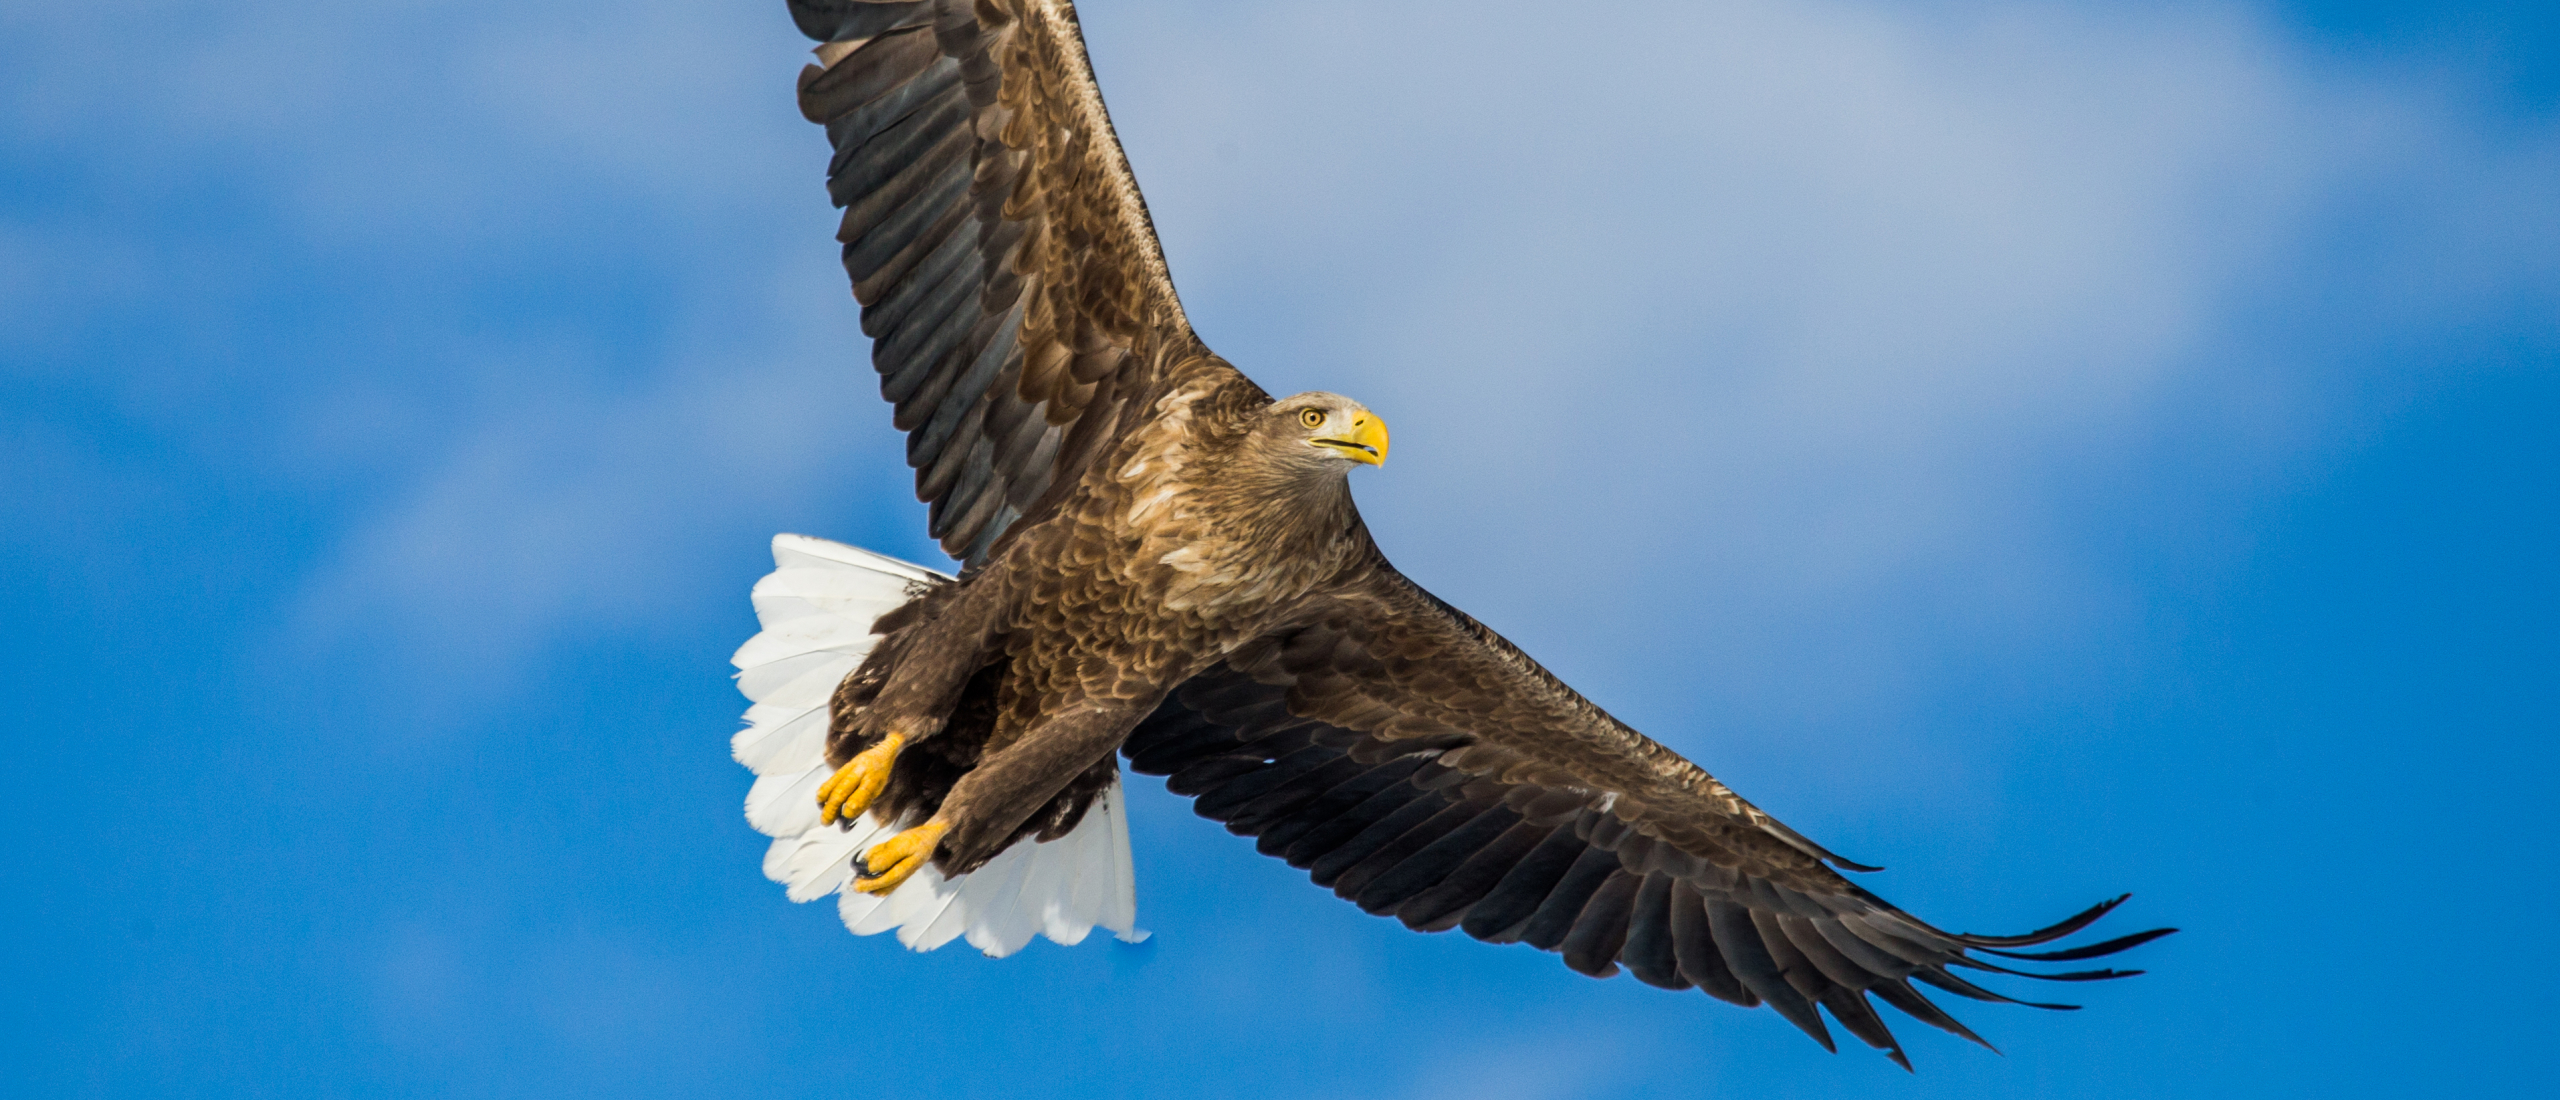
left=816, top=733, right=906, bottom=826
left=853, top=821, right=949, bottom=895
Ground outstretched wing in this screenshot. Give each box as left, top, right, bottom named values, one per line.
left=1124, top=560, right=2171, bottom=1068
left=791, top=0, right=1208, bottom=563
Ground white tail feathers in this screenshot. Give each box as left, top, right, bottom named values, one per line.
left=732, top=533, right=1144, bottom=956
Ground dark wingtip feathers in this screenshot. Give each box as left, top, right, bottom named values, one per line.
left=1126, top=670, right=2174, bottom=1072
left=1952, top=955, right=2151, bottom=982
left=1872, top=978, right=2000, bottom=1053
left=1953, top=894, right=2130, bottom=949
left=1982, top=926, right=2179, bottom=962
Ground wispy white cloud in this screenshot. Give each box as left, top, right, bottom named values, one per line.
left=6, top=4, right=2552, bottom=1091
left=1383, top=1036, right=1640, bottom=1100
left=12, top=1, right=2553, bottom=754
left=276, top=266, right=918, bottom=718
left=1081, top=0, right=2560, bottom=741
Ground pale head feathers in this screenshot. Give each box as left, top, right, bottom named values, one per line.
left=1252, top=391, right=1389, bottom=476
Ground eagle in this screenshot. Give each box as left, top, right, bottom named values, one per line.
left=730, top=0, right=2170, bottom=1068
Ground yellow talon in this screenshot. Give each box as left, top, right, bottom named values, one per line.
left=853, top=821, right=948, bottom=895
left=816, top=733, right=905, bottom=826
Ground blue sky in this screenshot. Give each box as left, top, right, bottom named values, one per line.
left=3, top=0, right=2553, bottom=1096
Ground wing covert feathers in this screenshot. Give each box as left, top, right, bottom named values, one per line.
left=1125, top=565, right=2170, bottom=1068
left=790, top=0, right=1201, bottom=563
left=735, top=534, right=1144, bottom=955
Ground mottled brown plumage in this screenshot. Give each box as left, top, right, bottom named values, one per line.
left=782, top=0, right=2168, bottom=1066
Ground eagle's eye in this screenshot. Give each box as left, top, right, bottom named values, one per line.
left=1298, top=408, right=1326, bottom=430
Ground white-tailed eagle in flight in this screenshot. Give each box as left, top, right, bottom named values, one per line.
left=730, top=0, right=2170, bottom=1070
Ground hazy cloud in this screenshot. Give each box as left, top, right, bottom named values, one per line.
left=14, top=0, right=2551, bottom=744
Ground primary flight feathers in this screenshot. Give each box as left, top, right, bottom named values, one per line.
left=731, top=0, right=2171, bottom=1069
left=793, top=0, right=1193, bottom=563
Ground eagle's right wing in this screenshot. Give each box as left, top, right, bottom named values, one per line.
left=1125, top=561, right=2172, bottom=1068
left=791, top=0, right=1218, bottom=563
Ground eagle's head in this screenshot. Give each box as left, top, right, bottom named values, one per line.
left=1258, top=391, right=1390, bottom=474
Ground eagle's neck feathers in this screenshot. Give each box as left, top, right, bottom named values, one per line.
left=1102, top=371, right=1367, bottom=618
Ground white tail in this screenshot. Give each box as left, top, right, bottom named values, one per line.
left=732, top=533, right=1144, bottom=956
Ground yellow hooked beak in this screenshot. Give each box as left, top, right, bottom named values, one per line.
left=1316, top=412, right=1390, bottom=466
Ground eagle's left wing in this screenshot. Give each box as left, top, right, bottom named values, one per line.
left=1123, top=560, right=2170, bottom=1067
left=790, top=0, right=1222, bottom=565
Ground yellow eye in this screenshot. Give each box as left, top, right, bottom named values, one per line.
left=1298, top=408, right=1325, bottom=430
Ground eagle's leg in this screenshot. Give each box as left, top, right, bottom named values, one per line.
left=820, top=576, right=1014, bottom=825
left=854, top=692, right=1161, bottom=892
left=847, top=591, right=1005, bottom=745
